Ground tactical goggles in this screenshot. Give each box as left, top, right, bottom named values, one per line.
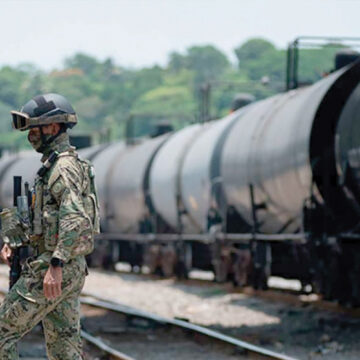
left=11, top=110, right=77, bottom=131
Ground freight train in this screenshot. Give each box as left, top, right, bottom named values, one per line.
left=1, top=55, right=360, bottom=305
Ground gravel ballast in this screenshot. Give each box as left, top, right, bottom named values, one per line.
left=1, top=265, right=360, bottom=359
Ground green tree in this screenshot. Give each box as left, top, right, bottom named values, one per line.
left=0, top=67, right=28, bottom=107
left=64, top=53, right=99, bottom=75
left=167, top=46, right=230, bottom=86
left=0, top=38, right=351, bottom=151
left=168, top=52, right=188, bottom=73
left=297, top=46, right=339, bottom=84
left=234, top=39, right=285, bottom=82
left=74, top=95, right=105, bottom=131
left=235, top=38, right=275, bottom=64
left=187, top=45, right=230, bottom=85
left=133, top=85, right=195, bottom=116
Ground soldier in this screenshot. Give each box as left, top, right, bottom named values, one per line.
left=0, top=93, right=100, bottom=359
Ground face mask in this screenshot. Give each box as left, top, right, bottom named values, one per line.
left=27, top=129, right=53, bottom=153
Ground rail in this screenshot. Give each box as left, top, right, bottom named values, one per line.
left=81, top=330, right=136, bottom=360
left=81, top=291, right=299, bottom=360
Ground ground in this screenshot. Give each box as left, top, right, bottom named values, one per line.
left=0, top=265, right=359, bottom=359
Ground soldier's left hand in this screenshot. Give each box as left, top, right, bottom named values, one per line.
left=0, top=208, right=29, bottom=248
left=43, top=265, right=63, bottom=300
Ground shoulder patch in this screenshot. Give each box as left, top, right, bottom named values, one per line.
left=51, top=178, right=64, bottom=196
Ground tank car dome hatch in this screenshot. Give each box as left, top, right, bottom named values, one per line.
left=335, top=49, right=360, bottom=71
left=230, top=93, right=255, bottom=112
left=69, top=134, right=92, bottom=149
left=151, top=122, right=174, bottom=138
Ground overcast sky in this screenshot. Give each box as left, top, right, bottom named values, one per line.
left=0, top=0, right=359, bottom=70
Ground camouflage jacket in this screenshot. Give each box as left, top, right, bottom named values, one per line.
left=31, top=133, right=99, bottom=263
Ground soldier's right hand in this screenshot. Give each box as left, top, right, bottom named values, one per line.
left=0, top=243, right=12, bottom=266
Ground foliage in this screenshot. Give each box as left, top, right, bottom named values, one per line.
left=235, top=38, right=285, bottom=82
left=0, top=38, right=348, bottom=148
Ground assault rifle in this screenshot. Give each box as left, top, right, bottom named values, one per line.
left=9, top=176, right=30, bottom=289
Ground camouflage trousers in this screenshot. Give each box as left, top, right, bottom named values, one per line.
left=0, top=252, right=86, bottom=360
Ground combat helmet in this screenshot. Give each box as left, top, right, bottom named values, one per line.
left=11, top=93, right=77, bottom=131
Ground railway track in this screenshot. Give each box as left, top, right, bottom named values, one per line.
left=0, top=284, right=297, bottom=359
left=81, top=291, right=298, bottom=360
left=2, top=265, right=360, bottom=359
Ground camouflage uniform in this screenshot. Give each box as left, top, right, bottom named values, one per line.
left=0, top=133, right=99, bottom=359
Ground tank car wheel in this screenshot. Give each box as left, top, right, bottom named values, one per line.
left=213, top=260, right=227, bottom=282
left=161, top=245, right=177, bottom=277
left=101, top=241, right=117, bottom=271
left=129, top=243, right=143, bottom=273
left=214, top=253, right=232, bottom=283
left=88, top=240, right=115, bottom=269
left=175, top=243, right=192, bottom=279
left=232, top=249, right=252, bottom=287
left=252, top=266, right=268, bottom=290
left=211, top=243, right=232, bottom=283
left=143, top=244, right=162, bottom=275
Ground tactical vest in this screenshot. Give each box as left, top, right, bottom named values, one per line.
left=31, top=150, right=100, bottom=257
